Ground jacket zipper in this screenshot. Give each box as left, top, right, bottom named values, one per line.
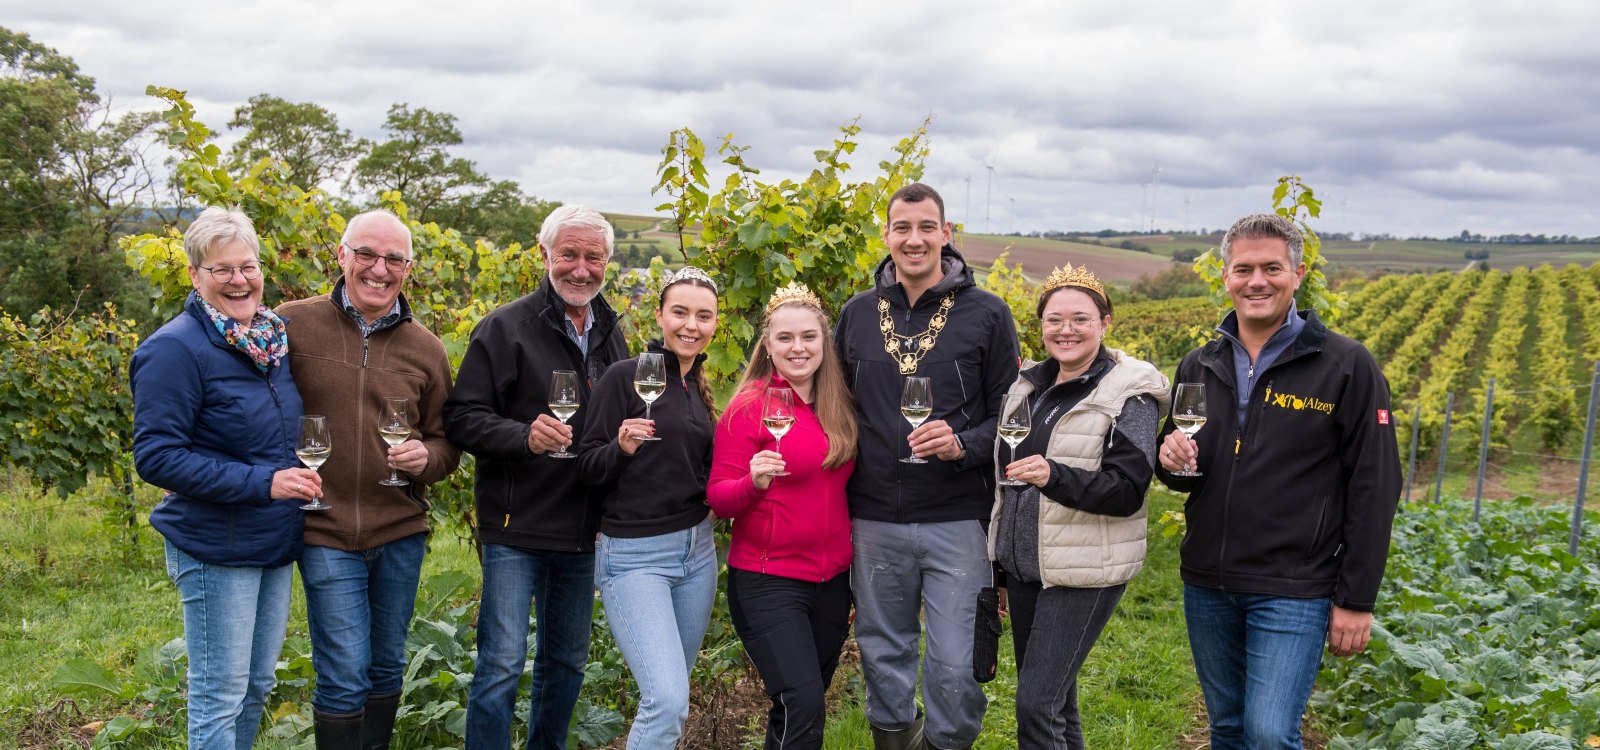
left=1214, top=339, right=1319, bottom=590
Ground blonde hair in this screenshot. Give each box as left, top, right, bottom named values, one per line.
left=734, top=300, right=857, bottom=469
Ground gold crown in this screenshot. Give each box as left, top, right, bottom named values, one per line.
left=1042, top=263, right=1105, bottom=301
left=661, top=265, right=718, bottom=293
left=766, top=281, right=824, bottom=315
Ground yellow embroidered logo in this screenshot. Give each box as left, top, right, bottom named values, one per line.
left=1262, top=385, right=1335, bottom=415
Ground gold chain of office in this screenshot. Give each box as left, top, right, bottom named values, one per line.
left=879, top=293, right=957, bottom=375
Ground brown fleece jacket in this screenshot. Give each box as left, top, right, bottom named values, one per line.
left=278, top=291, right=460, bottom=551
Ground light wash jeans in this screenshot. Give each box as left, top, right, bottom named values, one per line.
left=164, top=540, right=293, bottom=750
left=299, top=532, right=426, bottom=715
left=851, top=518, right=990, bottom=750
left=1184, top=583, right=1331, bottom=750
left=466, top=544, right=597, bottom=750
left=596, top=518, right=718, bottom=750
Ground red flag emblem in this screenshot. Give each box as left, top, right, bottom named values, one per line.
left=1377, top=409, right=1390, bottom=425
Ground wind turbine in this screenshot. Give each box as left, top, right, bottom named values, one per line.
left=1149, top=166, right=1163, bottom=233
left=1008, top=197, right=1016, bottom=235
left=982, top=145, right=998, bottom=235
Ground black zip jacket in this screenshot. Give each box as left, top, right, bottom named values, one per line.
left=1156, top=310, right=1402, bottom=612
left=835, top=245, right=1021, bottom=524
left=442, top=278, right=628, bottom=552
left=577, top=342, right=714, bottom=538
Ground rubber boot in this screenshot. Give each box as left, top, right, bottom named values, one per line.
left=360, top=690, right=402, bottom=750
left=870, top=713, right=927, bottom=750
left=313, top=709, right=364, bottom=750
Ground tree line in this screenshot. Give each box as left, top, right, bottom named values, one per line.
left=0, top=26, right=559, bottom=329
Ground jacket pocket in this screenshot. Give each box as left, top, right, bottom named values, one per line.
left=1303, top=493, right=1332, bottom=563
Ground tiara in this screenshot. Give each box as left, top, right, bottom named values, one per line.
left=1042, top=263, right=1105, bottom=301
left=765, top=281, right=824, bottom=315
left=661, top=265, right=718, bottom=293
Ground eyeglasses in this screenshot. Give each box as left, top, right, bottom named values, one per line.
left=1042, top=315, right=1101, bottom=332
left=197, top=263, right=262, bottom=282
left=346, top=246, right=413, bottom=270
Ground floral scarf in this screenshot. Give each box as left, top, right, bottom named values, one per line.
left=198, top=297, right=289, bottom=374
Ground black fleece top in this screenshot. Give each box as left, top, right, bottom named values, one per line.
left=577, top=342, right=715, bottom=538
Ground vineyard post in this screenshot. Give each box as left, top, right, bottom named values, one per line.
left=1572, top=361, right=1600, bottom=556
left=1405, top=405, right=1422, bottom=502
left=1474, top=379, right=1495, bottom=523
left=1433, top=392, right=1454, bottom=503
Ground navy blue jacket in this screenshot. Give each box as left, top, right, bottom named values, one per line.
left=131, top=292, right=306, bottom=568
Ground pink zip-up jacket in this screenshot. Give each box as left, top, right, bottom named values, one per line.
left=708, top=381, right=854, bottom=582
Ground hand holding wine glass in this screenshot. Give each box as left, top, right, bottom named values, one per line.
left=900, top=376, right=932, bottom=464
left=997, top=394, right=1031, bottom=486
left=1170, top=382, right=1207, bottom=477
left=548, top=370, right=580, bottom=459
left=633, top=352, right=665, bottom=442
left=296, top=415, right=333, bottom=511
left=378, top=397, right=415, bottom=486
left=762, top=387, right=795, bottom=477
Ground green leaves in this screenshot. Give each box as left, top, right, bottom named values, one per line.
left=647, top=117, right=931, bottom=382
left=1317, top=498, right=1600, bottom=747
left=51, top=658, right=122, bottom=697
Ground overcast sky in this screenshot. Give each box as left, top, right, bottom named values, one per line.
left=8, top=1, right=1598, bottom=238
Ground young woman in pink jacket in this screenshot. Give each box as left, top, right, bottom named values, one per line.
left=707, top=282, right=857, bottom=749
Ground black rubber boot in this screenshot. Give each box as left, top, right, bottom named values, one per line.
left=359, top=690, right=402, bottom=750
left=314, top=709, right=364, bottom=750
left=870, top=713, right=927, bottom=750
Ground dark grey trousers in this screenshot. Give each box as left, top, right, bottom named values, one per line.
left=1007, top=580, right=1127, bottom=750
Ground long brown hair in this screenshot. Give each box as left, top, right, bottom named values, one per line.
left=659, top=275, right=721, bottom=421
left=735, top=301, right=857, bottom=469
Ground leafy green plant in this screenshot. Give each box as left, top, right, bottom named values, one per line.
left=650, top=118, right=930, bottom=380
left=1314, top=497, right=1600, bottom=749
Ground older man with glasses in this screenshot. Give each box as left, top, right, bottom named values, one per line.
left=277, top=209, right=461, bottom=749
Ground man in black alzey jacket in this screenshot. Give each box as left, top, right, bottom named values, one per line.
left=1156, top=213, right=1402, bottom=750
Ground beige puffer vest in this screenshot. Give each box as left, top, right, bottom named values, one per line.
left=987, top=349, right=1171, bottom=588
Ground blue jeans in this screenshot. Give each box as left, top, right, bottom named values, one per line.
left=299, top=533, right=427, bottom=715
left=851, top=519, right=989, bottom=750
left=1183, top=584, right=1330, bottom=750
left=596, top=519, right=718, bottom=750
left=466, top=544, right=597, bottom=750
left=164, top=540, right=292, bottom=750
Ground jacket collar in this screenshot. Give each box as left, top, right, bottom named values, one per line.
left=1019, top=347, right=1113, bottom=392
left=646, top=339, right=706, bottom=381
left=329, top=277, right=413, bottom=331
left=533, top=275, right=620, bottom=351
left=1201, top=308, right=1328, bottom=378
left=873, top=244, right=974, bottom=308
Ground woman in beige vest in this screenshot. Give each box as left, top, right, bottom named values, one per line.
left=988, top=264, right=1170, bottom=749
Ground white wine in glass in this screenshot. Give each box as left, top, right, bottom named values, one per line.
left=379, top=397, right=414, bottom=486
left=900, top=376, right=932, bottom=464
left=548, top=370, right=580, bottom=459
left=297, top=415, right=332, bottom=511
left=763, top=387, right=795, bottom=477
left=997, top=394, right=1031, bottom=486
left=633, top=352, right=666, bottom=442
left=1171, top=382, right=1207, bottom=477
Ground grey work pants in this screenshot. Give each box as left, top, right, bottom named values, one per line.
left=851, top=518, right=990, bottom=749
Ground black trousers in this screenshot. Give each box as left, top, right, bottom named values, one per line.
left=727, top=567, right=853, bottom=750
left=1007, top=579, right=1127, bottom=750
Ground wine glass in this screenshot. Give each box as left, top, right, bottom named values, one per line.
left=762, top=387, right=796, bottom=477
left=296, top=415, right=332, bottom=511
left=900, top=376, right=932, bottom=464
left=378, top=397, right=414, bottom=486
left=548, top=370, right=580, bottom=459
left=997, top=394, right=1031, bottom=486
left=633, top=352, right=665, bottom=442
left=1171, top=382, right=1207, bottom=477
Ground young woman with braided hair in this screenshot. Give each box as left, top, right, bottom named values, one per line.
left=577, top=266, right=721, bottom=749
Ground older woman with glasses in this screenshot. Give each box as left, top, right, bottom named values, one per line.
left=131, top=206, right=322, bottom=750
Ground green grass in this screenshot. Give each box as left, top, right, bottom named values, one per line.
left=823, top=490, right=1198, bottom=749
left=0, top=475, right=480, bottom=747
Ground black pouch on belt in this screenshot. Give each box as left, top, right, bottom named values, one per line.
left=973, top=586, right=1002, bottom=683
